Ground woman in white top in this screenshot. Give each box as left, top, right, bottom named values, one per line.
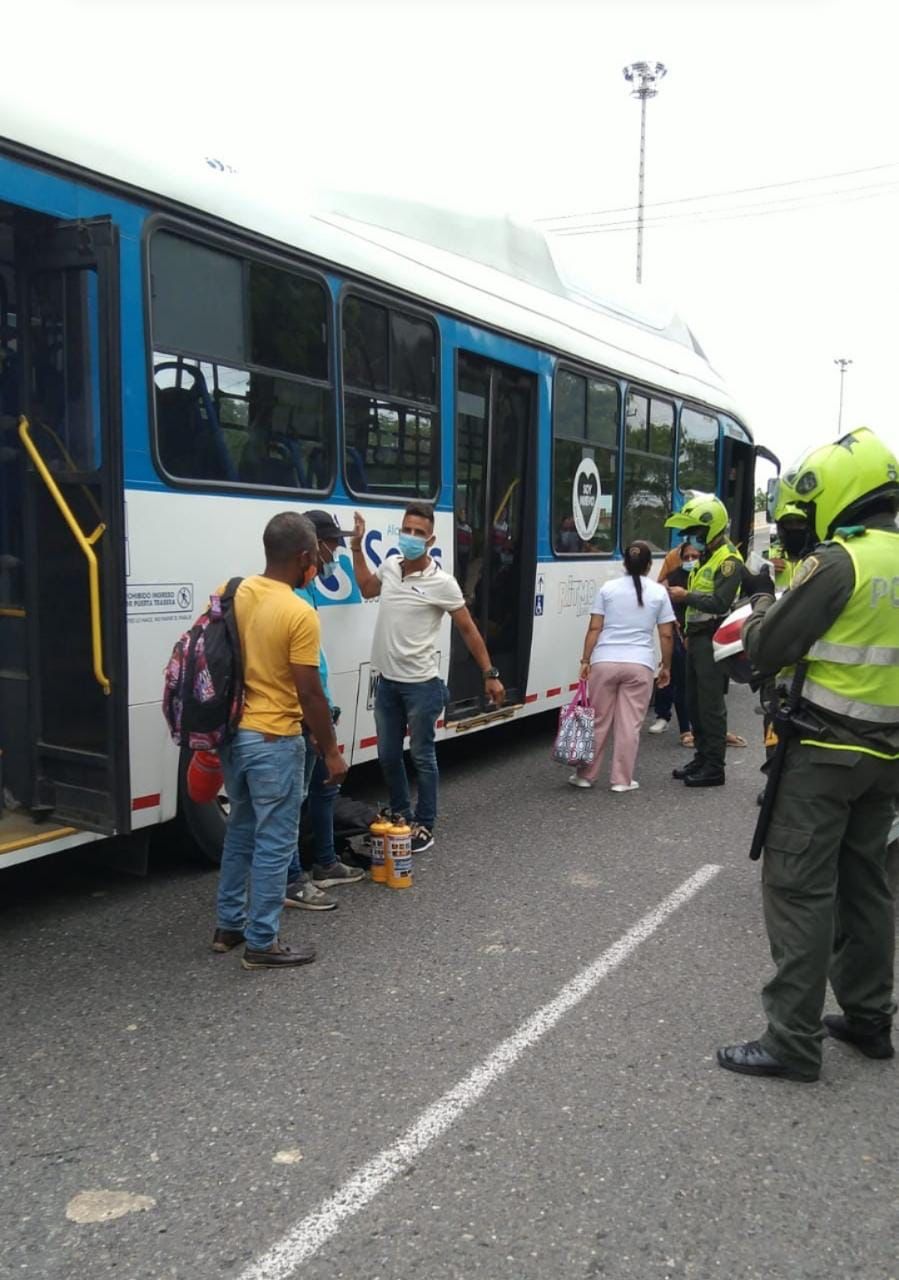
left=571, top=541, right=675, bottom=792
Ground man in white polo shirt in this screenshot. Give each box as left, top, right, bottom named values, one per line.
left=351, top=502, right=505, bottom=853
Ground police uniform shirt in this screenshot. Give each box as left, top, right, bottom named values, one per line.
left=742, top=512, right=899, bottom=757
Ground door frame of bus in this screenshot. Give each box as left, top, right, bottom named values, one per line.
left=18, top=214, right=130, bottom=835
left=447, top=348, right=538, bottom=721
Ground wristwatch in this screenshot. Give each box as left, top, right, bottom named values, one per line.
left=482, top=667, right=500, bottom=681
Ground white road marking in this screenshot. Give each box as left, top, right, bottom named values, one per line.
left=239, top=864, right=721, bottom=1280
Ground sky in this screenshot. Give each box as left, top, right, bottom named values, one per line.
left=10, top=0, right=898, bottom=476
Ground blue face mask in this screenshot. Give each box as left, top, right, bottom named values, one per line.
left=399, top=532, right=428, bottom=560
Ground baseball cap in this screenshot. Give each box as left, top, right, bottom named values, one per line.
left=303, top=509, right=355, bottom=546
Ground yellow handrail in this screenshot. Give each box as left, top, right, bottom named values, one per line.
left=17, top=416, right=110, bottom=695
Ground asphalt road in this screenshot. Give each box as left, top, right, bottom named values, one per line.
left=2, top=685, right=896, bottom=1280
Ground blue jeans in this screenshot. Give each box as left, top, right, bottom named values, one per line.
left=216, top=729, right=305, bottom=950
left=374, top=675, right=446, bottom=830
left=287, top=745, right=340, bottom=882
left=653, top=635, right=690, bottom=734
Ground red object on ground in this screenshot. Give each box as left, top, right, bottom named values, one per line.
left=186, top=750, right=224, bottom=804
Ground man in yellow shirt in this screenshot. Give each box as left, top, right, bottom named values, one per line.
left=213, top=512, right=348, bottom=970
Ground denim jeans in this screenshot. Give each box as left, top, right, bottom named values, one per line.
left=653, top=634, right=690, bottom=734
left=287, top=745, right=340, bottom=882
left=216, top=729, right=304, bottom=951
left=374, top=675, right=446, bottom=830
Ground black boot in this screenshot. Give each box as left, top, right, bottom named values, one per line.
left=823, top=1014, right=894, bottom=1059
left=672, top=757, right=702, bottom=780
left=684, top=766, right=726, bottom=787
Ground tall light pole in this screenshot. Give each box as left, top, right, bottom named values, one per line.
left=834, top=357, right=853, bottom=434
left=622, top=60, right=667, bottom=285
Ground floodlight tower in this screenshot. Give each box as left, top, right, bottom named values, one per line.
left=834, top=357, right=853, bottom=434
left=622, top=60, right=667, bottom=284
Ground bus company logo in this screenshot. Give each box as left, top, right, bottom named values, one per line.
left=572, top=459, right=602, bottom=542
left=558, top=576, right=597, bottom=618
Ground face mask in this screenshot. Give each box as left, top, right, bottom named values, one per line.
left=682, top=556, right=700, bottom=569
left=780, top=528, right=808, bottom=558
left=399, top=532, right=428, bottom=560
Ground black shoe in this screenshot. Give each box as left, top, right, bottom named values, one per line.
left=717, top=1040, right=818, bottom=1082
left=823, top=1014, right=894, bottom=1059
left=756, top=789, right=766, bottom=807
left=212, top=928, right=245, bottom=953
left=241, top=939, right=317, bottom=970
left=684, top=767, right=726, bottom=788
left=672, top=758, right=702, bottom=780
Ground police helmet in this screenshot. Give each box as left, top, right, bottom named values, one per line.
left=773, top=428, right=899, bottom=542
left=664, top=492, right=730, bottom=543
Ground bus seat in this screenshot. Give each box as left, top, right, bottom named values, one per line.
left=346, top=445, right=369, bottom=493
left=156, top=385, right=235, bottom=482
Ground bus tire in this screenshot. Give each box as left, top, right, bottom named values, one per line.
left=177, top=748, right=227, bottom=867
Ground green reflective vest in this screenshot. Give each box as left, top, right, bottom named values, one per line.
left=685, top=540, right=743, bottom=627
left=802, top=529, right=899, bottom=726
left=768, top=542, right=800, bottom=590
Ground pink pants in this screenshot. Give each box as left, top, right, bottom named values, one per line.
left=578, top=662, right=655, bottom=786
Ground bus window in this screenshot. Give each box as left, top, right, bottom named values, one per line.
left=552, top=368, right=618, bottom=555
left=150, top=231, right=333, bottom=492
left=679, top=405, right=718, bottom=493
left=341, top=295, right=439, bottom=499
left=621, top=391, right=674, bottom=552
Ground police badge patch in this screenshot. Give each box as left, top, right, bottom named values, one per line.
left=721, top=559, right=737, bottom=576
left=790, top=555, right=821, bottom=589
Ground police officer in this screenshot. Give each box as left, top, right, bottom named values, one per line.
left=765, top=503, right=810, bottom=589
left=757, top=504, right=813, bottom=795
left=665, top=493, right=743, bottom=787
left=718, top=427, right=898, bottom=1081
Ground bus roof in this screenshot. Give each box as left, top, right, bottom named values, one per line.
left=0, top=100, right=747, bottom=425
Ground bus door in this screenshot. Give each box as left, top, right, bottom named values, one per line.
left=448, top=351, right=537, bottom=717
left=4, top=212, right=128, bottom=835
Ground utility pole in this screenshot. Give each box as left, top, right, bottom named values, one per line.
left=834, top=357, right=853, bottom=434
left=622, top=60, right=667, bottom=285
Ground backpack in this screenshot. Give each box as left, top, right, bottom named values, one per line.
left=162, top=577, right=244, bottom=750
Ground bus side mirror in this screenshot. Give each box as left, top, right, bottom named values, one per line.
left=766, top=476, right=778, bottom=523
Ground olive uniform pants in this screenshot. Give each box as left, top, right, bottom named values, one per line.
left=685, top=631, right=727, bottom=772
left=760, top=739, right=898, bottom=1076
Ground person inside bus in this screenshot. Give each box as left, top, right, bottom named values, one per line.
left=284, top=509, right=365, bottom=911
left=213, top=511, right=348, bottom=970
left=350, top=502, right=505, bottom=855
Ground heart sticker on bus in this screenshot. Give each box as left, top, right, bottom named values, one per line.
left=572, top=458, right=602, bottom=542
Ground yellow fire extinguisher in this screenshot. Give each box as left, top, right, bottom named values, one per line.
left=385, top=816, right=413, bottom=890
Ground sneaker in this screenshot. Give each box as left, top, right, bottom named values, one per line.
left=648, top=719, right=669, bottom=735
left=284, top=879, right=338, bottom=911
left=241, top=939, right=316, bottom=970
left=610, top=781, right=640, bottom=793
left=312, top=859, right=366, bottom=887
left=410, top=825, right=434, bottom=854
left=568, top=774, right=592, bottom=789
left=212, top=928, right=245, bottom=953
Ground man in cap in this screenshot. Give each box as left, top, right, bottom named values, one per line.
left=284, top=510, right=365, bottom=913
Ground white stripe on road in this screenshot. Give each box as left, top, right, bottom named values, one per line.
left=239, top=863, right=722, bottom=1280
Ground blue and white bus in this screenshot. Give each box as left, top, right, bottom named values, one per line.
left=0, top=106, right=777, bottom=868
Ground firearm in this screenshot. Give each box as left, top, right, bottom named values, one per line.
left=749, top=660, right=808, bottom=862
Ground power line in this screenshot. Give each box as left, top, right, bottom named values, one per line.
left=535, top=160, right=899, bottom=226
left=550, top=181, right=899, bottom=237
